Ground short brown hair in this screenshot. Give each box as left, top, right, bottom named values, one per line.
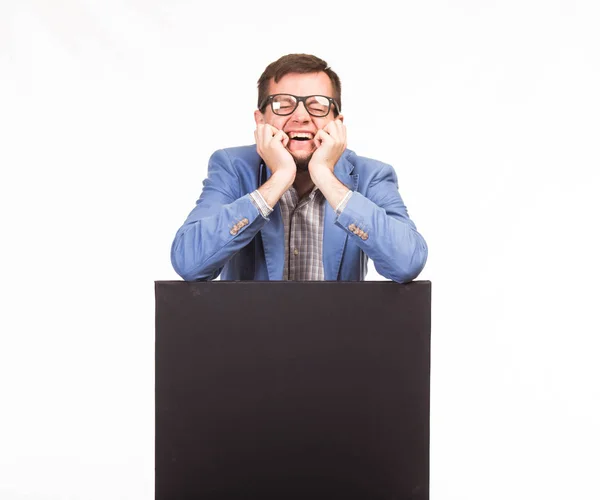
left=257, top=54, right=342, bottom=114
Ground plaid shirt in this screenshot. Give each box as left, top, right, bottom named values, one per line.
left=249, top=179, right=352, bottom=281
left=280, top=186, right=325, bottom=280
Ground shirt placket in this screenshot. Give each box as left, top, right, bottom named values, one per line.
left=289, top=194, right=314, bottom=281
left=282, top=188, right=298, bottom=280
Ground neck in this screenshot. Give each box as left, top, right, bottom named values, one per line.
left=293, top=170, right=315, bottom=199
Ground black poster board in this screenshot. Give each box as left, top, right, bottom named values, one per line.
left=155, top=281, right=431, bottom=500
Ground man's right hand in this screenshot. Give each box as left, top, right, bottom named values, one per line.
left=254, top=124, right=297, bottom=180
left=254, top=124, right=297, bottom=208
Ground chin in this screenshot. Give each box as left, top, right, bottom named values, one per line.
left=292, top=151, right=313, bottom=172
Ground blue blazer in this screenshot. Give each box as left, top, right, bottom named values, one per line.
left=171, top=145, right=427, bottom=283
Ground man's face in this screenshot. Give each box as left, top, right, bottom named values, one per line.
left=254, top=72, right=343, bottom=170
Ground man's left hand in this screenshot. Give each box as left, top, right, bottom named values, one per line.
left=308, top=119, right=347, bottom=182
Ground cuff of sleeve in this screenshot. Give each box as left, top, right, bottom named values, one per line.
left=335, top=190, right=353, bottom=216
left=249, top=190, right=274, bottom=219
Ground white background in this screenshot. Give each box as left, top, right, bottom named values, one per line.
left=1, top=1, right=599, bottom=499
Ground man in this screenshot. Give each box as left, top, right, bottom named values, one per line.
left=171, top=54, right=427, bottom=283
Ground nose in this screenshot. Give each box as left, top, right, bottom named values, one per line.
left=289, top=100, right=311, bottom=122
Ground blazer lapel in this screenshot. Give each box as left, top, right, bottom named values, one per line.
left=323, top=153, right=358, bottom=280
left=259, top=163, right=285, bottom=280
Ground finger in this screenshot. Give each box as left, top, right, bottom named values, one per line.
left=313, top=129, right=329, bottom=148
left=272, top=128, right=285, bottom=142
left=337, top=121, right=347, bottom=145
left=260, top=124, right=272, bottom=144
left=325, top=120, right=346, bottom=147
left=265, top=124, right=279, bottom=137
left=257, top=124, right=269, bottom=146
left=255, top=128, right=265, bottom=153
left=316, top=128, right=333, bottom=144
left=256, top=123, right=266, bottom=141
left=324, top=121, right=339, bottom=141
left=329, top=121, right=344, bottom=141
left=267, top=129, right=287, bottom=151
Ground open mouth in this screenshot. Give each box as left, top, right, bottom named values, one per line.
left=288, top=132, right=314, bottom=142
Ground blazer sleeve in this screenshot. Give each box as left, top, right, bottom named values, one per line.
left=170, top=149, right=268, bottom=281
left=335, top=163, right=428, bottom=283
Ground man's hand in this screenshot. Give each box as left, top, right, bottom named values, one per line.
left=307, top=119, right=350, bottom=210
left=254, top=124, right=297, bottom=208
left=308, top=119, right=347, bottom=180
left=254, top=124, right=297, bottom=181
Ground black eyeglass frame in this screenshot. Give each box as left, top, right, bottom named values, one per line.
left=259, top=93, right=341, bottom=117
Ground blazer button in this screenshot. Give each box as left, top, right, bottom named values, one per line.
left=361, top=233, right=369, bottom=241
left=348, top=224, right=356, bottom=231
left=230, top=228, right=238, bottom=235
left=242, top=218, right=249, bottom=225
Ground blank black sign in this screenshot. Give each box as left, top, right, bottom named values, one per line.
left=155, top=281, right=431, bottom=500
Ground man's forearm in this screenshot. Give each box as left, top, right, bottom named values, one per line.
left=257, top=170, right=295, bottom=208
left=310, top=167, right=350, bottom=212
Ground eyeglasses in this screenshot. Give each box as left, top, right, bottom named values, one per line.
left=260, top=94, right=340, bottom=117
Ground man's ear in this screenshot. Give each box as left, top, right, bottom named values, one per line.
left=254, top=110, right=265, bottom=126
left=337, top=113, right=344, bottom=123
